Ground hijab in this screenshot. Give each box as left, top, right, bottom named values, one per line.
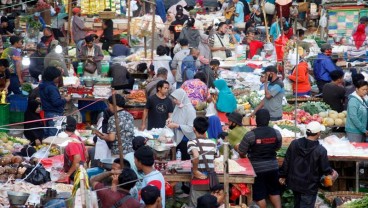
left=255, top=109, right=270, bottom=127
left=214, top=79, right=237, bottom=113
left=207, top=116, right=222, bottom=140
left=353, top=24, right=366, bottom=49
left=171, top=89, right=196, bottom=143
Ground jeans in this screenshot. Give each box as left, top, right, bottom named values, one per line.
left=44, top=112, right=63, bottom=138
left=293, top=191, right=317, bottom=208
left=9, top=74, right=21, bottom=95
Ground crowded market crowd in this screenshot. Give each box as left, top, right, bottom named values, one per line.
left=1, top=0, right=368, bottom=207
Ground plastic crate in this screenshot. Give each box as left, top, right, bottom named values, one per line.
left=127, top=109, right=143, bottom=119
left=9, top=111, right=24, bottom=124
left=7, top=94, right=28, bottom=112
left=0, top=104, right=9, bottom=133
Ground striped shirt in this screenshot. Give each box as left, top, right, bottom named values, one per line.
left=187, top=138, right=217, bottom=172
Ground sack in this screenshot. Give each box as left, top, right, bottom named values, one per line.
left=298, top=2, right=309, bottom=12
left=84, top=60, right=97, bottom=74
left=23, top=164, right=51, bottom=185
left=264, top=2, right=275, bottom=15
left=225, top=49, right=232, bottom=58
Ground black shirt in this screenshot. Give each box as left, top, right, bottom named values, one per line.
left=322, top=83, right=346, bottom=112
left=0, top=68, right=10, bottom=80
left=169, top=15, right=189, bottom=42
left=146, top=94, right=174, bottom=130
left=102, top=19, right=114, bottom=41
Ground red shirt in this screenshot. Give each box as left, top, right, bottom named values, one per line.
left=64, top=136, right=86, bottom=172
left=248, top=40, right=264, bottom=59
left=284, top=28, right=294, bottom=39
left=95, top=182, right=140, bottom=208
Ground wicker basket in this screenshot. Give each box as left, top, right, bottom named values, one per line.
left=99, top=11, right=116, bottom=19
left=298, top=2, right=310, bottom=12
left=324, top=191, right=366, bottom=205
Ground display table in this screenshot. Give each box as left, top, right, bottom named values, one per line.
left=164, top=158, right=256, bottom=205
left=328, top=143, right=368, bottom=192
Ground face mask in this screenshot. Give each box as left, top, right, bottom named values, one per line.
left=193, top=56, right=198, bottom=60
left=229, top=123, right=237, bottom=130
left=268, top=74, right=273, bottom=82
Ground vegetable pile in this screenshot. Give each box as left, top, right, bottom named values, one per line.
left=299, top=101, right=331, bottom=115
left=319, top=110, right=347, bottom=127
left=338, top=195, right=368, bottom=207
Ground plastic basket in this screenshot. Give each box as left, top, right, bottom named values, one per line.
left=7, top=94, right=28, bottom=112
left=9, top=111, right=24, bottom=124
left=127, top=109, right=143, bottom=119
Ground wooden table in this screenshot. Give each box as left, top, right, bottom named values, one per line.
left=164, top=158, right=256, bottom=205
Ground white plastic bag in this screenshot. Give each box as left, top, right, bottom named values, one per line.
left=32, top=146, right=50, bottom=159
left=206, top=102, right=217, bottom=117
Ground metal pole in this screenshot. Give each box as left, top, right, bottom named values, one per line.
left=223, top=142, right=230, bottom=208
left=127, top=0, right=131, bottom=44
left=150, top=3, right=156, bottom=62
left=112, top=90, right=125, bottom=168
left=294, top=42, right=299, bottom=134
left=67, top=0, right=73, bottom=46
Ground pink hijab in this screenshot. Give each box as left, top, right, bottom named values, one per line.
left=353, top=24, right=367, bottom=49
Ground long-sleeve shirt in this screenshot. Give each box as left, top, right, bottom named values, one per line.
left=313, top=53, right=339, bottom=82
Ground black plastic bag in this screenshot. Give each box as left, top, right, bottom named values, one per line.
left=23, top=164, right=51, bottom=185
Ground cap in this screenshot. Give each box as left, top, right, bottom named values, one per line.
left=306, top=121, right=326, bottom=134
left=263, top=65, right=278, bottom=74
left=72, top=7, right=81, bottom=14
left=226, top=112, right=243, bottom=126
left=176, top=5, right=183, bottom=11
left=132, top=136, right=147, bottom=151
left=197, top=194, right=218, bottom=208
left=120, top=38, right=130, bottom=47
left=141, top=185, right=161, bottom=205
left=320, top=43, right=332, bottom=51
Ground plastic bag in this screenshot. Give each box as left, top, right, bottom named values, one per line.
left=23, top=164, right=51, bottom=185
left=206, top=102, right=217, bottom=117
left=32, top=146, right=50, bottom=159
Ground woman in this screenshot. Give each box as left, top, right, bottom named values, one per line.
left=153, top=45, right=176, bottom=86
left=178, top=17, right=200, bottom=48
left=214, top=79, right=237, bottom=113
left=101, top=19, right=114, bottom=51
left=41, top=26, right=55, bottom=49
left=181, top=72, right=209, bottom=108
left=345, top=80, right=368, bottom=142
left=207, top=115, right=223, bottom=143
left=24, top=98, right=44, bottom=146
left=347, top=24, right=368, bottom=61
left=167, top=89, right=196, bottom=160
left=163, top=12, right=175, bottom=55
left=288, top=46, right=311, bottom=96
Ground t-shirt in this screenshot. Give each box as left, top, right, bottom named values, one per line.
left=169, top=16, right=189, bottom=41
left=141, top=170, right=166, bottom=207
left=263, top=78, right=285, bottom=119
left=187, top=138, right=216, bottom=172
left=146, top=94, right=174, bottom=130
left=248, top=40, right=264, bottom=59
left=107, top=110, right=135, bottom=155
left=64, top=139, right=86, bottom=172
left=95, top=182, right=140, bottom=208
left=72, top=15, right=87, bottom=42
left=322, top=83, right=346, bottom=113
left=1, top=47, right=21, bottom=74
left=0, top=68, right=10, bottom=80
left=234, top=2, right=245, bottom=24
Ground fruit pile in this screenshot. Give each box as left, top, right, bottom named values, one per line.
left=0, top=133, right=29, bottom=154
left=35, top=144, right=61, bottom=156
left=319, top=110, right=347, bottom=127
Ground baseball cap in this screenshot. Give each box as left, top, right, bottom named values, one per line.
left=306, top=121, right=326, bottom=134
left=263, top=65, right=278, bottom=74
left=120, top=38, right=130, bottom=47
left=176, top=5, right=184, bottom=11
left=72, top=7, right=81, bottom=14
left=320, top=43, right=332, bottom=51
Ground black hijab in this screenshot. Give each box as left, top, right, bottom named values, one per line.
left=256, top=109, right=271, bottom=127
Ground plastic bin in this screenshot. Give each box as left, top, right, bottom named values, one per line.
left=9, top=111, right=24, bottom=124
left=0, top=104, right=9, bottom=132
left=7, top=94, right=28, bottom=112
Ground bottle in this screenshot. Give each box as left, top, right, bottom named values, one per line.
left=77, top=62, right=83, bottom=75
left=176, top=149, right=182, bottom=161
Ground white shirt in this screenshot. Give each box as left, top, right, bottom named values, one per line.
left=153, top=55, right=176, bottom=85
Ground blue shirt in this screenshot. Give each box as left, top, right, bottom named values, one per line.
left=313, top=53, right=339, bottom=82
left=156, top=0, right=166, bottom=22
left=234, top=2, right=245, bottom=24
left=270, top=22, right=280, bottom=41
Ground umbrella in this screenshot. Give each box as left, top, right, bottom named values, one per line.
left=276, top=0, right=292, bottom=6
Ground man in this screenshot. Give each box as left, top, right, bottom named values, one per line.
left=96, top=95, right=135, bottom=156
left=78, top=35, right=104, bottom=76
left=322, top=70, right=346, bottom=112
left=313, top=43, right=340, bottom=93
left=233, top=0, right=244, bottom=24
left=169, top=5, right=189, bottom=42
left=252, top=65, right=285, bottom=121
left=72, top=7, right=96, bottom=51
left=198, top=59, right=219, bottom=88
left=279, top=121, right=338, bottom=207
left=225, top=112, right=248, bottom=151
left=29, top=12, right=46, bottom=31
left=0, top=59, right=10, bottom=93
left=109, top=62, right=134, bottom=90
left=134, top=146, right=166, bottom=207
left=111, top=38, right=131, bottom=58
left=245, top=28, right=264, bottom=59
left=39, top=67, right=71, bottom=137
left=91, top=168, right=140, bottom=208
left=141, top=80, right=174, bottom=130
left=187, top=117, right=217, bottom=207
left=44, top=40, right=68, bottom=77
left=29, top=43, right=47, bottom=82
left=296, top=29, right=310, bottom=53
left=211, top=184, right=225, bottom=208
left=1, top=36, right=23, bottom=94
left=197, top=194, right=219, bottom=208
left=146, top=67, right=169, bottom=97
left=171, top=38, right=190, bottom=88
left=0, top=16, right=12, bottom=36
left=181, top=48, right=200, bottom=82
left=236, top=109, right=282, bottom=208
left=141, top=185, right=162, bottom=208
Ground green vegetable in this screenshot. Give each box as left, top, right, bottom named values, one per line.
left=277, top=125, right=301, bottom=133
left=281, top=189, right=294, bottom=208
left=283, top=105, right=295, bottom=113
left=21, top=83, right=32, bottom=93
left=344, top=196, right=368, bottom=208
left=0, top=132, right=8, bottom=138
left=277, top=146, right=288, bottom=158
left=299, top=101, right=331, bottom=115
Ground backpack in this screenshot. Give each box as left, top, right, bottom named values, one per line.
left=181, top=57, right=196, bottom=82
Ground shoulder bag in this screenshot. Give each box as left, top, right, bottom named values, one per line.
left=191, top=138, right=219, bottom=191
left=84, top=59, right=97, bottom=74
left=216, top=34, right=232, bottom=58
left=111, top=194, right=133, bottom=208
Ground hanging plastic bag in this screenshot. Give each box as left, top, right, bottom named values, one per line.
left=205, top=102, right=217, bottom=117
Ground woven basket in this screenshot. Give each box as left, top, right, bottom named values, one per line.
left=324, top=191, right=366, bottom=204
left=298, top=2, right=310, bottom=12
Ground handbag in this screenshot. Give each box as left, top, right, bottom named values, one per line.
left=191, top=138, right=219, bottom=191
left=84, top=59, right=97, bottom=74
left=216, top=34, right=232, bottom=58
